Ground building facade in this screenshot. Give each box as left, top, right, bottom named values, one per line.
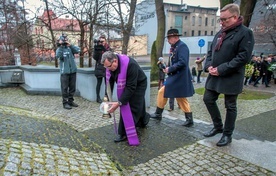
left=135, top=0, right=220, bottom=54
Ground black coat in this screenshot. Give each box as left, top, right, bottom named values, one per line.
left=204, top=24, right=255, bottom=95
left=109, top=57, right=147, bottom=125
left=93, top=44, right=107, bottom=78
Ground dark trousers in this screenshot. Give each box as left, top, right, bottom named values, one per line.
left=244, top=77, right=249, bottom=85
left=203, top=89, right=238, bottom=136
left=96, top=77, right=104, bottom=99
left=253, top=76, right=262, bottom=86
left=197, top=70, right=203, bottom=83
left=169, top=98, right=174, bottom=110
left=60, top=73, right=76, bottom=104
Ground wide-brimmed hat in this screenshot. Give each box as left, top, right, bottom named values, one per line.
left=166, top=29, right=182, bottom=37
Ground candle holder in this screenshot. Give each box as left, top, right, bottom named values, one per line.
left=99, top=98, right=112, bottom=119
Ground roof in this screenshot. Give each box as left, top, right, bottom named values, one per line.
left=37, top=10, right=84, bottom=31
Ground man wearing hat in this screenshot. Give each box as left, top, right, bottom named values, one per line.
left=151, top=28, right=195, bottom=127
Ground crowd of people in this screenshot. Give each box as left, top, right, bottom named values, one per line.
left=55, top=3, right=274, bottom=147
left=244, top=54, right=276, bottom=87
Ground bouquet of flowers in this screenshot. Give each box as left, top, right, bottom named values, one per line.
left=268, top=62, right=276, bottom=72
left=244, top=64, right=254, bottom=77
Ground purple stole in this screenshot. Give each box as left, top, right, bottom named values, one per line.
left=106, top=55, right=140, bottom=146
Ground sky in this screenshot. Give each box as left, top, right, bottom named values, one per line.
left=23, top=0, right=221, bottom=19
left=164, top=0, right=220, bottom=8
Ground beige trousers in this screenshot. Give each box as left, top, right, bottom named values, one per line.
left=157, top=86, right=191, bottom=112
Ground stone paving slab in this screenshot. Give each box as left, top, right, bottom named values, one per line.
left=0, top=138, right=121, bottom=175
left=1, top=86, right=276, bottom=175
left=124, top=142, right=274, bottom=176
left=84, top=119, right=198, bottom=167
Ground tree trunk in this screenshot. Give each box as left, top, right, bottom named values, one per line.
left=151, top=0, right=165, bottom=82
left=155, top=0, right=165, bottom=59
left=121, top=0, right=137, bottom=54
left=240, top=0, right=257, bottom=27
left=220, top=0, right=233, bottom=8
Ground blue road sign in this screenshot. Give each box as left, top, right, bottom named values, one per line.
left=198, top=39, right=205, bottom=47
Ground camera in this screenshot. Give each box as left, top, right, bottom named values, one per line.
left=93, top=39, right=103, bottom=45
left=93, top=39, right=106, bottom=62
left=59, top=34, right=69, bottom=46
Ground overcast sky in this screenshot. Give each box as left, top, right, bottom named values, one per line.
left=164, top=0, right=220, bottom=8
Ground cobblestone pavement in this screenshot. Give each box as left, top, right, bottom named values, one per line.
left=0, top=81, right=276, bottom=175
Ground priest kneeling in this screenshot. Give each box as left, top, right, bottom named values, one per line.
left=101, top=51, right=150, bottom=146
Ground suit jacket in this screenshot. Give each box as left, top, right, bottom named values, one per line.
left=204, top=24, right=255, bottom=95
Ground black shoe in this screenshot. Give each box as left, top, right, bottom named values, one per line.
left=182, top=120, right=194, bottom=127
left=63, top=103, right=72, bottom=109
left=97, top=98, right=102, bottom=103
left=150, top=113, right=162, bottom=120
left=203, top=128, right=223, bottom=137
left=114, top=135, right=127, bottom=142
left=141, top=113, right=150, bottom=128
left=216, top=135, right=232, bottom=147
left=69, top=102, right=78, bottom=107
left=253, top=85, right=258, bottom=87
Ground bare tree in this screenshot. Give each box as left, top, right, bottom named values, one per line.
left=252, top=0, right=276, bottom=51
left=0, top=0, right=32, bottom=65
left=150, top=0, right=165, bottom=82
left=108, top=0, right=137, bottom=55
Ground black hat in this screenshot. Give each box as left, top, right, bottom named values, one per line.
left=166, top=29, right=182, bottom=37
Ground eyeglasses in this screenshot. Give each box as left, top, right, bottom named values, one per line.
left=218, top=15, right=234, bottom=23
left=104, top=61, right=114, bottom=68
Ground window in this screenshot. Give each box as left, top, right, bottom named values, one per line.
left=211, top=19, right=215, bottom=26
left=192, top=30, right=194, bottom=36
left=192, top=16, right=195, bottom=26
left=198, top=31, right=201, bottom=36
left=205, top=31, right=207, bottom=35
left=205, top=17, right=208, bottom=26
left=184, top=32, right=187, bottom=36
left=211, top=31, right=214, bottom=35
left=198, top=16, right=202, bottom=26
left=175, top=15, right=183, bottom=34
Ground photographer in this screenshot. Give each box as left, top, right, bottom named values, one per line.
left=93, top=35, right=111, bottom=103
left=56, top=34, right=80, bottom=109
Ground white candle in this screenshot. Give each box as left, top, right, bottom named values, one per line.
left=103, top=103, right=109, bottom=114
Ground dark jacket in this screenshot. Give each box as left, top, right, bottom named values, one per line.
left=93, top=44, right=108, bottom=78
left=164, top=40, right=194, bottom=98
left=56, top=45, right=80, bottom=74
left=204, top=24, right=255, bottom=95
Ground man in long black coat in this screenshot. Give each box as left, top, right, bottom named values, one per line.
left=203, top=3, right=255, bottom=146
